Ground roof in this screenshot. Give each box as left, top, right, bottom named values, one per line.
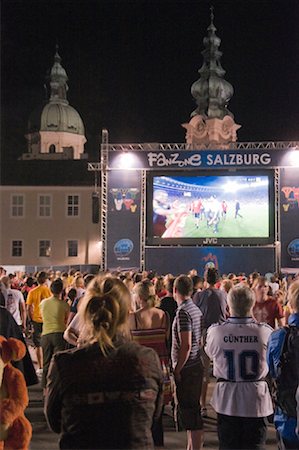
left=1, top=160, right=100, bottom=187
left=41, top=102, right=85, bottom=135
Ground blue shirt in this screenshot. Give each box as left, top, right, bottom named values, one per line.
left=267, top=313, right=299, bottom=445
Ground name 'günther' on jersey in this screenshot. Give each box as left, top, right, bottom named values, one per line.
left=205, top=317, right=274, bottom=417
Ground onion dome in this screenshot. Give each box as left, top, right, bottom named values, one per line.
left=191, top=7, right=234, bottom=119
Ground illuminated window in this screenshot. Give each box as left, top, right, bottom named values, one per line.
left=67, top=240, right=78, bottom=257
left=39, top=240, right=51, bottom=257
left=67, top=195, right=79, bottom=216
left=38, top=195, right=52, bottom=217
left=11, top=195, right=24, bottom=217
left=12, top=240, right=23, bottom=257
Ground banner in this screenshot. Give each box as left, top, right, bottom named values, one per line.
left=106, top=171, right=141, bottom=270
left=145, top=246, right=275, bottom=276
left=108, top=148, right=299, bottom=170
left=280, top=168, right=299, bottom=269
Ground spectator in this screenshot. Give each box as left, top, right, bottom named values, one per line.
left=64, top=276, right=129, bottom=348
left=191, top=275, right=204, bottom=298
left=248, top=271, right=260, bottom=288
left=0, top=306, right=38, bottom=386
left=154, top=276, right=167, bottom=299
left=65, top=288, right=77, bottom=307
left=193, top=268, right=228, bottom=416
left=40, top=278, right=69, bottom=391
left=44, top=276, right=163, bottom=450
left=172, top=275, right=204, bottom=450
left=220, top=278, right=234, bottom=294
left=66, top=274, right=94, bottom=326
left=159, top=276, right=177, bottom=328
left=252, top=276, right=284, bottom=329
left=123, top=277, right=135, bottom=312
left=129, top=279, right=170, bottom=447
left=206, top=285, right=273, bottom=449
left=1, top=275, right=27, bottom=332
left=267, top=280, right=299, bottom=449
left=269, top=275, right=280, bottom=295
left=26, top=271, right=51, bottom=377
left=21, top=276, right=37, bottom=302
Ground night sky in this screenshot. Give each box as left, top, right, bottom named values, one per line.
left=2, top=0, right=299, bottom=162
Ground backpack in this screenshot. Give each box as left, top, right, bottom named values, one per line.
left=274, top=325, right=299, bottom=417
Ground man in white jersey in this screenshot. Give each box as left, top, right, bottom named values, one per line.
left=205, top=285, right=273, bottom=449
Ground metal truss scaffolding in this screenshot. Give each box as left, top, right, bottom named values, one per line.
left=274, top=168, right=281, bottom=273
left=140, top=170, right=146, bottom=272
left=87, top=139, right=297, bottom=271
left=100, top=129, right=109, bottom=271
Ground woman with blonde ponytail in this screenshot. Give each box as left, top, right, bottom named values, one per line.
left=45, top=275, right=163, bottom=450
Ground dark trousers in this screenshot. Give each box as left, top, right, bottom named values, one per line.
left=152, top=405, right=164, bottom=446
left=41, top=332, right=66, bottom=388
left=217, top=414, right=267, bottom=450
left=174, top=363, right=204, bottom=431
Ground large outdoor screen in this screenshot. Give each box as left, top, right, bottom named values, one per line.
left=146, top=171, right=275, bottom=246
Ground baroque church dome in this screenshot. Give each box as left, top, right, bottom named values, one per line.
left=21, top=47, right=86, bottom=160
left=40, top=48, right=85, bottom=135
left=40, top=102, right=85, bottom=135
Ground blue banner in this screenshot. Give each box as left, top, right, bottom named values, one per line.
left=108, top=148, right=299, bottom=170
left=106, top=171, right=141, bottom=270
left=280, top=168, right=299, bottom=269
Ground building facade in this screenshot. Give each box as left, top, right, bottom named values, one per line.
left=0, top=50, right=100, bottom=272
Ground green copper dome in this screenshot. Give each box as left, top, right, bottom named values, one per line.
left=40, top=102, right=85, bottom=135
left=40, top=47, right=85, bottom=135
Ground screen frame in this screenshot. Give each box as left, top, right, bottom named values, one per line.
left=146, top=169, right=275, bottom=247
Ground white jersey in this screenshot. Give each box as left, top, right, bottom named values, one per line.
left=205, top=317, right=273, bottom=417
left=6, top=288, right=25, bottom=326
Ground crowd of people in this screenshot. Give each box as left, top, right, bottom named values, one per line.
left=0, top=265, right=299, bottom=450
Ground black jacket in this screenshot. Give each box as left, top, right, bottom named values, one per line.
left=45, top=339, right=163, bottom=449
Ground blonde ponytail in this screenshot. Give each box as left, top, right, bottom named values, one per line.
left=80, top=292, right=123, bottom=355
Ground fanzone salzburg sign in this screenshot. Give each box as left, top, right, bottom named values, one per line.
left=108, top=148, right=299, bottom=170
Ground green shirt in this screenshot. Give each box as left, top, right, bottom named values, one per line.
left=40, top=296, right=69, bottom=335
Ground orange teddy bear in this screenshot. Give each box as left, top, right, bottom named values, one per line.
left=0, top=336, right=32, bottom=450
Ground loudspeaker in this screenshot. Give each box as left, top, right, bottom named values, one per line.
left=92, top=192, right=100, bottom=223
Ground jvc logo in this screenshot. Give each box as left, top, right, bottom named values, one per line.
left=202, top=237, right=218, bottom=244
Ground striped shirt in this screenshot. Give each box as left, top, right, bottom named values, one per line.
left=171, top=299, right=202, bottom=369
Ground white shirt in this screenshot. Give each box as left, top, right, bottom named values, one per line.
left=5, top=288, right=25, bottom=326
left=205, top=317, right=273, bottom=417
left=269, top=281, right=279, bottom=295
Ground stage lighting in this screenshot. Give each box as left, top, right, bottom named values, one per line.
left=118, top=152, right=136, bottom=169
left=289, top=147, right=299, bottom=167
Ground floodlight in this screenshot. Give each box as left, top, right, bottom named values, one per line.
left=289, top=148, right=299, bottom=167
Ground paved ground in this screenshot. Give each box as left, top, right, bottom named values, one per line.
left=26, top=375, right=278, bottom=450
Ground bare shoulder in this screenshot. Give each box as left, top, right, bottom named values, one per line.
left=128, top=311, right=136, bottom=329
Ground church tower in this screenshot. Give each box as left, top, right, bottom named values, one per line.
left=183, top=8, right=241, bottom=147
left=21, top=47, right=86, bottom=160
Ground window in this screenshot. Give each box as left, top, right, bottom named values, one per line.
left=67, top=240, right=78, bottom=257
left=67, top=195, right=79, bottom=216
left=39, top=240, right=51, bottom=257
left=11, top=195, right=24, bottom=217
left=38, top=195, right=52, bottom=217
left=12, top=240, right=23, bottom=257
